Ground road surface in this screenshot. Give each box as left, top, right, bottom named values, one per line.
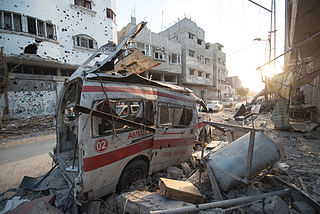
left=0, top=135, right=55, bottom=193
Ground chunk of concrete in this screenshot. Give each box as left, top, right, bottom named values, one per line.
left=180, top=162, right=191, bottom=175
left=247, top=202, right=264, bottom=214
left=292, top=201, right=315, bottom=214
left=167, top=166, right=184, bottom=179
left=264, top=195, right=289, bottom=214
left=159, top=178, right=203, bottom=204
left=116, top=191, right=193, bottom=214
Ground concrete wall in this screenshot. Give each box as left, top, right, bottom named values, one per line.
left=7, top=73, right=66, bottom=119
left=1, top=0, right=117, bottom=65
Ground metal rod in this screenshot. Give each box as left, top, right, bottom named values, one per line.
left=150, top=189, right=291, bottom=214
left=245, top=130, right=256, bottom=181
left=248, top=0, right=272, bottom=12
left=203, top=121, right=264, bottom=132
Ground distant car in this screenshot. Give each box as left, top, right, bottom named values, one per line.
left=207, top=100, right=223, bottom=112
left=222, top=98, right=235, bottom=107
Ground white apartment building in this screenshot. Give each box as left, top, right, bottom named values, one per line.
left=160, top=18, right=214, bottom=101
left=118, top=17, right=182, bottom=85
left=0, top=0, right=117, bottom=119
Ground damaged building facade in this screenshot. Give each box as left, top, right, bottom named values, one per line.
left=118, top=17, right=182, bottom=85
left=160, top=18, right=214, bottom=101
left=119, top=17, right=235, bottom=101
left=0, top=0, right=117, bottom=119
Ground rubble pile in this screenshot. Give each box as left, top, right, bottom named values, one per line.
left=0, top=115, right=55, bottom=143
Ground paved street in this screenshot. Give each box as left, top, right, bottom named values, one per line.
left=0, top=136, right=55, bottom=193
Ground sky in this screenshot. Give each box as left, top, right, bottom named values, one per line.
left=116, top=0, right=285, bottom=92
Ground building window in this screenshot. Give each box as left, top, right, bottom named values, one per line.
left=205, top=58, right=210, bottom=64
left=46, top=23, right=55, bottom=39
left=198, top=71, right=203, bottom=77
left=206, top=73, right=210, bottom=79
left=169, top=53, right=181, bottom=64
left=106, top=8, right=116, bottom=23
left=154, top=51, right=165, bottom=60
left=188, top=50, right=195, bottom=57
left=0, top=11, right=56, bottom=40
left=144, top=44, right=151, bottom=56
left=3, top=12, right=12, bottom=30
left=74, top=0, right=92, bottom=9
left=205, top=43, right=210, bottom=50
left=27, top=17, right=36, bottom=35
left=189, top=68, right=195, bottom=76
left=188, top=32, right=194, bottom=39
left=73, top=35, right=97, bottom=49
left=197, top=38, right=202, bottom=45
left=13, top=14, right=22, bottom=32
left=37, top=20, right=45, bottom=37
left=197, top=55, right=204, bottom=62
left=1, top=11, right=21, bottom=32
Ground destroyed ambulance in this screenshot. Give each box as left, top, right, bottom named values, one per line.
left=55, top=22, right=208, bottom=204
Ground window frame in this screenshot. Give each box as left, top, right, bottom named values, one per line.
left=73, top=34, right=97, bottom=49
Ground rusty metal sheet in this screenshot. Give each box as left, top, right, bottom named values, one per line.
left=114, top=48, right=160, bottom=74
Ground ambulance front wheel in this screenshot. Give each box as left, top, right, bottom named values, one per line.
left=117, top=159, right=148, bottom=192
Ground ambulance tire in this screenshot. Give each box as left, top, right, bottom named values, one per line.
left=118, top=159, right=148, bottom=192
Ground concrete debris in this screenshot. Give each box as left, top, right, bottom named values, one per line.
left=292, top=201, right=315, bottom=214
left=0, top=196, right=29, bottom=214
left=6, top=194, right=56, bottom=214
left=180, top=162, right=191, bottom=176
left=166, top=167, right=184, bottom=180
left=247, top=202, right=264, bottom=214
left=263, top=195, right=289, bottom=214
left=159, top=178, right=203, bottom=204
left=275, top=162, right=290, bottom=174
left=116, top=190, right=193, bottom=214
left=289, top=121, right=318, bottom=132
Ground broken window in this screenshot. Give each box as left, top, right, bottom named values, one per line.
left=106, top=8, right=116, bottom=23
left=73, top=35, right=97, bottom=49
left=205, top=43, right=210, bottom=49
left=206, top=73, right=210, bottom=79
left=154, top=51, right=165, bottom=60
left=46, top=23, right=55, bottom=39
left=37, top=20, right=45, bottom=37
left=13, top=14, right=21, bottom=32
left=188, top=50, right=195, bottom=57
left=93, top=99, right=155, bottom=136
left=159, top=104, right=193, bottom=128
left=197, top=38, right=202, bottom=45
left=205, top=58, right=210, bottom=65
left=198, top=71, right=203, bottom=77
left=188, top=32, right=194, bottom=39
left=4, top=12, right=12, bottom=30
left=74, top=0, right=92, bottom=9
left=27, top=17, right=36, bottom=35
left=197, top=55, right=204, bottom=62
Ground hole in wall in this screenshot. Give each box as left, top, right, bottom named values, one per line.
left=24, top=44, right=37, bottom=54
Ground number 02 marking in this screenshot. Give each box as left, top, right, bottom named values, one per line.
left=94, top=139, right=108, bottom=152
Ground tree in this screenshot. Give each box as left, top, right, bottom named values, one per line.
left=237, top=87, right=249, bottom=98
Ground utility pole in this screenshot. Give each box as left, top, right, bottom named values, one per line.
left=248, top=0, right=277, bottom=101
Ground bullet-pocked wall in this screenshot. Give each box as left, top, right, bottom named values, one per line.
left=8, top=75, right=57, bottom=118
left=1, top=0, right=117, bottom=119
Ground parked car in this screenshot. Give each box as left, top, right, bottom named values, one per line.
left=222, top=98, right=235, bottom=107
left=207, top=100, right=223, bottom=112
